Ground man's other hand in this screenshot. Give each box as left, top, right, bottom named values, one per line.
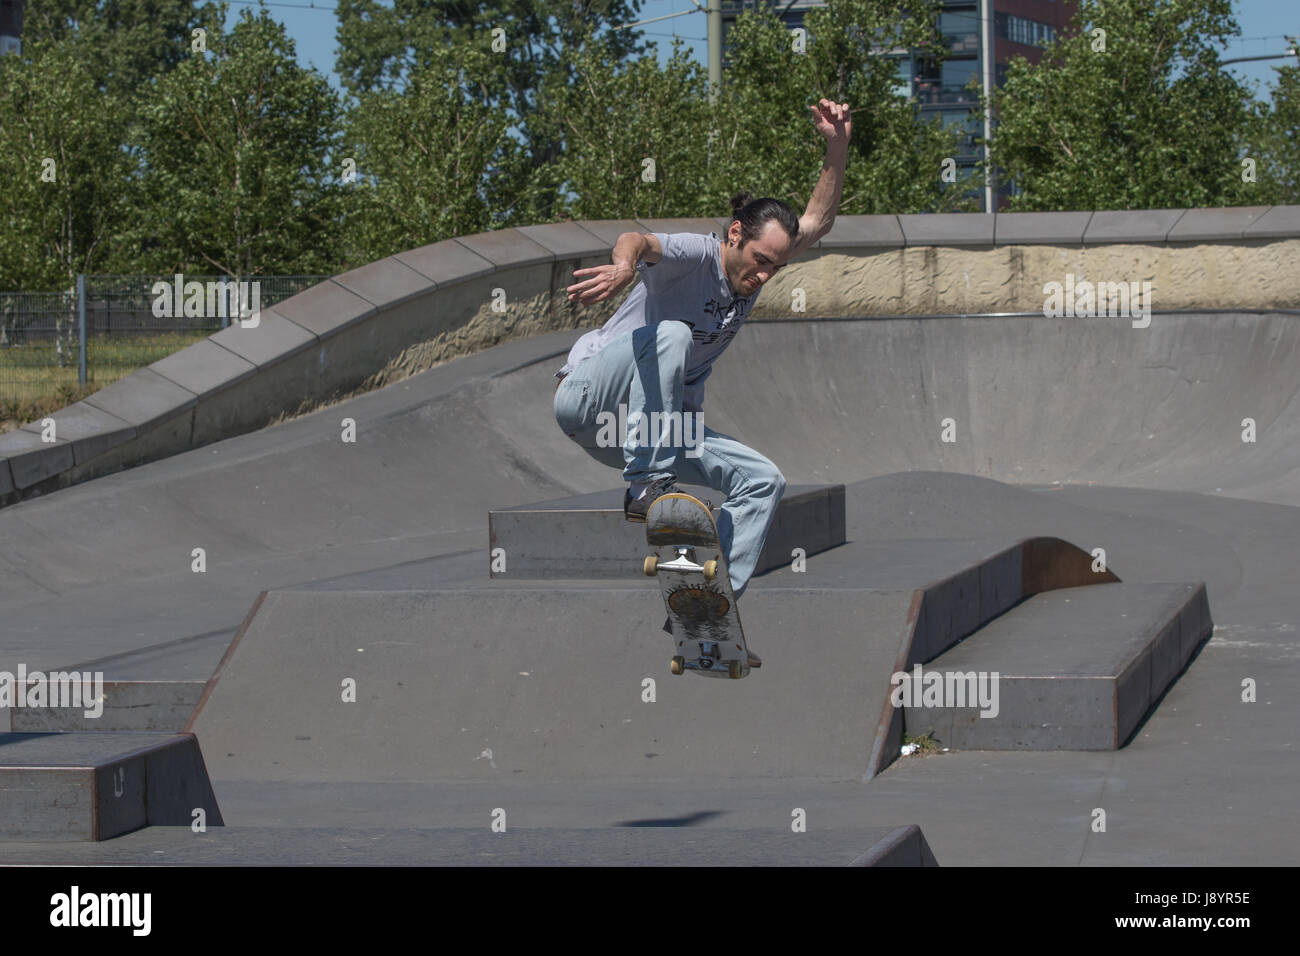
left=567, top=262, right=637, bottom=304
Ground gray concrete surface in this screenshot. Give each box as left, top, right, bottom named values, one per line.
left=913, top=582, right=1206, bottom=749
left=488, top=483, right=844, bottom=578
left=3, top=207, right=1296, bottom=505
left=0, top=733, right=222, bottom=841
left=0, top=823, right=935, bottom=866
left=2, top=310, right=1298, bottom=865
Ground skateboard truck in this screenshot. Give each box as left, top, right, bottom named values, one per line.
left=644, top=546, right=719, bottom=582
left=670, top=648, right=744, bottom=678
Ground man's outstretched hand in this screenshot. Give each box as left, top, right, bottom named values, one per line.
left=810, top=98, right=851, bottom=146
left=566, top=262, right=637, bottom=305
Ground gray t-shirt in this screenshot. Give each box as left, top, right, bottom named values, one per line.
left=557, top=231, right=760, bottom=412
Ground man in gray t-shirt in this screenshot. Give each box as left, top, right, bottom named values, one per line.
left=558, top=229, right=761, bottom=415
left=552, top=100, right=852, bottom=660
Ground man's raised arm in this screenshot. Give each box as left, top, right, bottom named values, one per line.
left=793, top=99, right=852, bottom=256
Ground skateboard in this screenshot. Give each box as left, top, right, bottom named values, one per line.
left=643, top=492, right=751, bottom=679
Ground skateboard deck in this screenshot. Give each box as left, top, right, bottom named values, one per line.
left=643, top=492, right=751, bottom=679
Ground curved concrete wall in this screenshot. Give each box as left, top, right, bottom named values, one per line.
left=1, top=205, right=1298, bottom=507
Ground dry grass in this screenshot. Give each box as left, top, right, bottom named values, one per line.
left=0, top=333, right=209, bottom=434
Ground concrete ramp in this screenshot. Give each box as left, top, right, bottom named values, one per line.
left=188, top=525, right=1204, bottom=786
left=704, top=314, right=1300, bottom=505
left=189, top=587, right=914, bottom=782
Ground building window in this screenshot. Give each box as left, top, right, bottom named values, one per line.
left=995, top=12, right=1057, bottom=47
left=942, top=58, right=979, bottom=92
left=893, top=57, right=914, bottom=99
left=939, top=9, right=979, bottom=54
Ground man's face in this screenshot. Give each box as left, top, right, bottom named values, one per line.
left=722, top=220, right=795, bottom=296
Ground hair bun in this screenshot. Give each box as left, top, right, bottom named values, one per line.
left=729, top=191, right=754, bottom=215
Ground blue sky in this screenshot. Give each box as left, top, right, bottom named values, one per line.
left=222, top=0, right=1298, bottom=102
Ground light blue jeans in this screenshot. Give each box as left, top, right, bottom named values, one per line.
left=554, top=320, right=786, bottom=599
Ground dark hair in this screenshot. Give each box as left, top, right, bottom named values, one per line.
left=728, top=192, right=799, bottom=248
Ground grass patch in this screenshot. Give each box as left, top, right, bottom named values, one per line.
left=0, top=333, right=209, bottom=433
left=902, top=731, right=944, bottom=754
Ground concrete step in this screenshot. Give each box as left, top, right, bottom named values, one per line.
left=901, top=582, right=1211, bottom=750
left=0, top=732, right=224, bottom=841
left=488, top=483, right=845, bottom=579
left=3, top=681, right=207, bottom=732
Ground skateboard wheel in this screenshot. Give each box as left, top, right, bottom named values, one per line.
left=670, top=656, right=685, bottom=675
left=702, top=560, right=718, bottom=581
left=728, top=661, right=743, bottom=679
left=643, top=555, right=658, bottom=576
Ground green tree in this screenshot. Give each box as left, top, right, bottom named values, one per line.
left=333, top=0, right=650, bottom=225
left=548, top=34, right=714, bottom=220
left=550, top=0, right=972, bottom=220
left=21, top=0, right=216, bottom=106
left=130, top=7, right=346, bottom=275
left=0, top=36, right=137, bottom=291
left=710, top=0, right=975, bottom=214
left=340, top=48, right=512, bottom=260
left=1247, top=63, right=1300, bottom=204
left=980, top=0, right=1260, bottom=210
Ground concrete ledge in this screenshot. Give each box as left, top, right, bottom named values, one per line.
left=1084, top=209, right=1188, bottom=244
left=455, top=227, right=555, bottom=270
left=3, top=681, right=207, bottom=732
left=0, top=426, right=75, bottom=490
left=18, top=401, right=137, bottom=466
left=899, top=212, right=995, bottom=246
left=268, top=278, right=377, bottom=339
left=394, top=236, right=495, bottom=285
left=488, top=484, right=845, bottom=579
left=994, top=211, right=1093, bottom=245
left=2, top=206, right=1296, bottom=509
left=1244, top=205, right=1300, bottom=238
left=149, top=337, right=259, bottom=397
left=1168, top=206, right=1272, bottom=241
left=553, top=218, right=643, bottom=247
left=905, top=582, right=1212, bottom=750
left=208, top=307, right=319, bottom=367
left=82, top=366, right=198, bottom=430
left=868, top=536, right=1121, bottom=777
left=819, top=214, right=906, bottom=248
left=515, top=221, right=611, bottom=259
left=637, top=216, right=733, bottom=236
left=0, top=732, right=223, bottom=841
left=332, top=255, right=443, bottom=311
left=852, top=824, right=940, bottom=866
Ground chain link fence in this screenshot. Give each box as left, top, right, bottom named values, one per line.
left=0, top=275, right=328, bottom=410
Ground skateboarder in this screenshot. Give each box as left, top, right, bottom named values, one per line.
left=554, top=99, right=851, bottom=652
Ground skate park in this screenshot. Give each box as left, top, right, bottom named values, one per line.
left=1, top=205, right=1298, bottom=865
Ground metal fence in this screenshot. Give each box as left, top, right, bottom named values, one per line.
left=0, top=275, right=328, bottom=393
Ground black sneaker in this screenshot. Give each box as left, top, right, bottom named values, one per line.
left=624, top=475, right=684, bottom=523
